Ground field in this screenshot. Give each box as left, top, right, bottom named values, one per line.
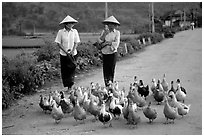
left=2, top=33, right=138, bottom=58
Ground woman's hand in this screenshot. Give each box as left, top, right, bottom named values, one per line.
left=70, top=50, right=75, bottom=56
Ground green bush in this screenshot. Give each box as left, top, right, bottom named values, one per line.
left=150, top=32, right=163, bottom=44
left=120, top=36, right=141, bottom=51
left=33, top=39, right=59, bottom=62
left=2, top=52, right=60, bottom=109
left=76, top=41, right=102, bottom=71
left=137, top=32, right=163, bottom=44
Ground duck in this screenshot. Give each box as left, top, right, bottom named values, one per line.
left=153, top=79, right=165, bottom=105
left=98, top=102, right=113, bottom=127
left=133, top=76, right=139, bottom=87
left=137, top=80, right=149, bottom=99
left=108, top=81, right=120, bottom=98
left=168, top=81, right=176, bottom=95
left=39, top=94, right=53, bottom=113
left=157, top=79, right=164, bottom=92
left=88, top=88, right=100, bottom=105
left=177, top=104, right=191, bottom=117
left=51, top=100, right=64, bottom=124
left=69, top=90, right=77, bottom=107
left=127, top=87, right=146, bottom=108
left=73, top=98, right=86, bottom=124
left=163, top=96, right=178, bottom=124
left=118, top=88, right=126, bottom=107
left=90, top=82, right=99, bottom=97
left=150, top=78, right=157, bottom=95
left=168, top=91, right=190, bottom=110
left=122, top=98, right=130, bottom=123
left=113, top=81, right=119, bottom=91
left=74, top=86, right=84, bottom=105
left=161, top=74, right=169, bottom=92
left=175, top=83, right=186, bottom=103
left=88, top=98, right=100, bottom=122
left=143, top=102, right=157, bottom=123
left=59, top=91, right=73, bottom=114
left=176, top=79, right=187, bottom=94
left=109, top=94, right=123, bottom=119
left=82, top=92, right=91, bottom=111
left=127, top=100, right=141, bottom=128
left=52, top=90, right=61, bottom=105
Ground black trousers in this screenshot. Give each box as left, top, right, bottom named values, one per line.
left=102, top=52, right=117, bottom=87
left=60, top=54, right=77, bottom=88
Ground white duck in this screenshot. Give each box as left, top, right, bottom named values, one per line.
left=168, top=91, right=190, bottom=111
left=82, top=92, right=91, bottom=111
left=161, top=74, right=169, bottom=93
left=177, top=104, right=191, bottom=117
left=150, top=78, right=157, bottom=95
left=175, top=83, right=186, bottom=103
left=52, top=90, right=61, bottom=105
left=176, top=79, right=187, bottom=95
left=133, top=76, right=139, bottom=87
left=75, top=87, right=84, bottom=105
left=113, top=81, right=119, bottom=91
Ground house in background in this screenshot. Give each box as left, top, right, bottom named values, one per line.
left=161, top=9, right=191, bottom=28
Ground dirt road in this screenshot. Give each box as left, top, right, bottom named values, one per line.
left=2, top=29, right=202, bottom=135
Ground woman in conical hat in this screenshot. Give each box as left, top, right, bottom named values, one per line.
left=98, top=15, right=120, bottom=87
left=55, top=15, right=80, bottom=92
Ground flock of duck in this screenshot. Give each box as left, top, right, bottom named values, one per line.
left=39, top=74, right=190, bottom=129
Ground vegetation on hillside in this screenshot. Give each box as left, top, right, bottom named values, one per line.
left=2, top=2, right=201, bottom=35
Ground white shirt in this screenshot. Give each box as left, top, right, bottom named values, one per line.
left=55, top=28, right=80, bottom=56
left=99, top=29, right=120, bottom=54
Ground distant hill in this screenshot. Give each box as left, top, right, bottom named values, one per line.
left=2, top=2, right=201, bottom=34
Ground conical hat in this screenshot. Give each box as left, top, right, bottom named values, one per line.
left=59, top=15, right=78, bottom=25
left=103, top=16, right=120, bottom=25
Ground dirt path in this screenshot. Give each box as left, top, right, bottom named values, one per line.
left=2, top=29, right=202, bottom=135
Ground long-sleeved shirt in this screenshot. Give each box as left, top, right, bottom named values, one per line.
left=55, top=28, right=80, bottom=56
left=98, top=29, right=120, bottom=54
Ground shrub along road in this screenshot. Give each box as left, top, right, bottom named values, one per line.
left=2, top=29, right=202, bottom=135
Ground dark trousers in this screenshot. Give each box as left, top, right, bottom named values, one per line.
left=60, top=54, right=77, bottom=88
left=102, top=52, right=117, bottom=87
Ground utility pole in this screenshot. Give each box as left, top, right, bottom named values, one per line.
left=105, top=2, right=108, bottom=19
left=170, top=4, right=173, bottom=29
left=105, top=2, right=108, bottom=30
left=184, top=9, right=186, bottom=26
left=151, top=2, right=155, bottom=33
left=149, top=3, right=151, bottom=32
